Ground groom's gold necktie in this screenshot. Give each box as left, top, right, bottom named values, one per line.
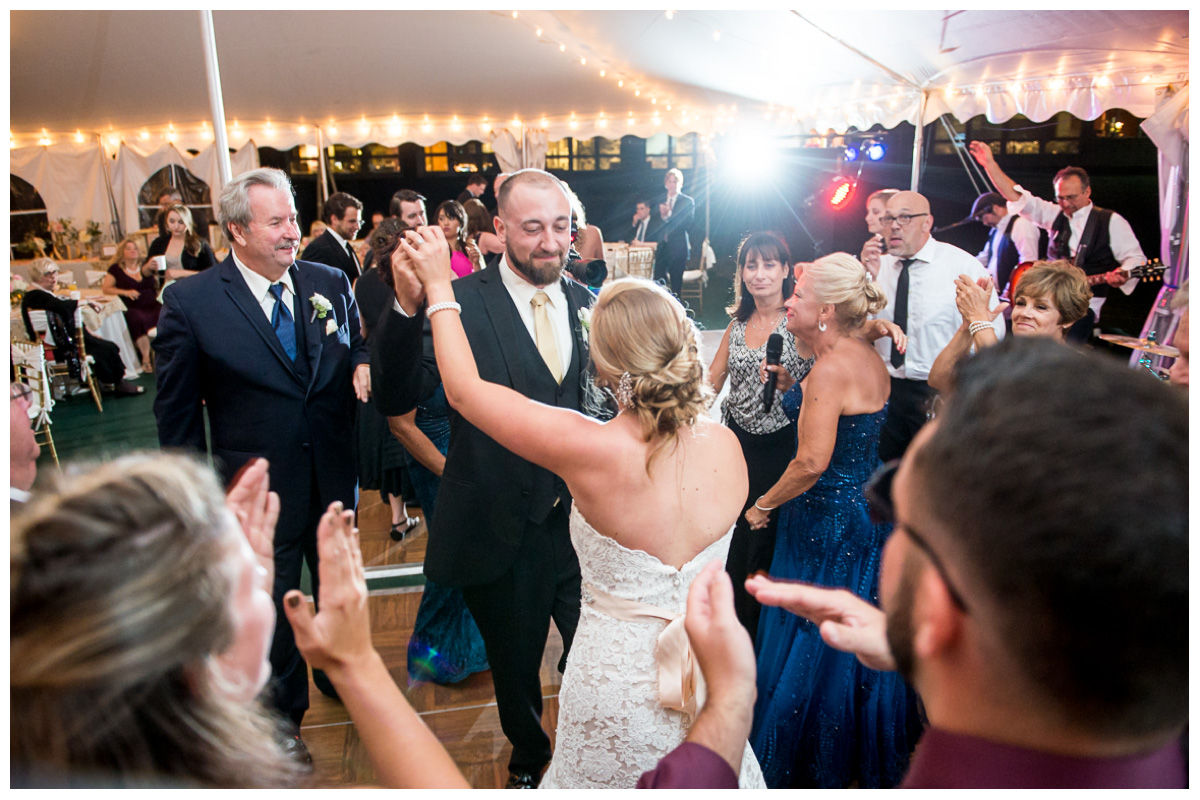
left=531, top=290, right=562, bottom=384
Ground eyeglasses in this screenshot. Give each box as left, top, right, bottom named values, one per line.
left=880, top=213, right=929, bottom=227
left=1055, top=193, right=1083, bottom=203
left=11, top=382, right=33, bottom=406
left=864, top=460, right=969, bottom=612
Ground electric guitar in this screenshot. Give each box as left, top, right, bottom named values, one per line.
left=1002, top=259, right=1164, bottom=302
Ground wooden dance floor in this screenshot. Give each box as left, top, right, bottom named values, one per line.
left=299, top=493, right=564, bottom=789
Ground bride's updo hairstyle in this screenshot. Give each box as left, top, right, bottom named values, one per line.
left=803, top=252, right=889, bottom=331
left=589, top=278, right=713, bottom=470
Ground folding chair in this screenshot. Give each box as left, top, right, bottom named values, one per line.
left=12, top=341, right=58, bottom=467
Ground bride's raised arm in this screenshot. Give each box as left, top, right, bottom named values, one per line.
left=397, top=224, right=609, bottom=479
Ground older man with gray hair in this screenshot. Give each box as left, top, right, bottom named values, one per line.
left=153, top=167, right=369, bottom=756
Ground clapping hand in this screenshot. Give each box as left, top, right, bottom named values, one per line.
left=745, top=575, right=896, bottom=672
left=861, top=235, right=884, bottom=277
left=389, top=234, right=425, bottom=316
left=284, top=501, right=374, bottom=676
left=225, top=458, right=280, bottom=590
left=954, top=274, right=1007, bottom=324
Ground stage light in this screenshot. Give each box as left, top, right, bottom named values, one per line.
left=828, top=175, right=858, bottom=209
left=866, top=142, right=886, bottom=161
left=720, top=131, right=775, bottom=184
left=844, top=145, right=860, bottom=162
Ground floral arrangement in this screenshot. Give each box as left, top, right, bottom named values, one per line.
left=15, top=231, right=48, bottom=258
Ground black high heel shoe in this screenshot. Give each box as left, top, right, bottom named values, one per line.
left=389, top=514, right=420, bottom=542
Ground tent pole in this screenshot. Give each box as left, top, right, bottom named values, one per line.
left=96, top=134, right=123, bottom=240
left=910, top=90, right=928, bottom=191
left=199, top=11, right=233, bottom=185
left=316, top=126, right=329, bottom=222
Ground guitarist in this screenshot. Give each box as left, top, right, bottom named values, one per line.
left=968, top=142, right=1146, bottom=341
left=970, top=190, right=1041, bottom=302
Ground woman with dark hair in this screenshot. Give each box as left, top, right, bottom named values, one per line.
left=435, top=200, right=479, bottom=278
left=707, top=232, right=813, bottom=640
left=462, top=198, right=503, bottom=267
left=147, top=204, right=216, bottom=280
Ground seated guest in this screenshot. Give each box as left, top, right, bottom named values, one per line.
left=102, top=237, right=161, bottom=374
left=147, top=204, right=216, bottom=280
left=21, top=258, right=142, bottom=396
left=928, top=260, right=1090, bottom=392
left=627, top=197, right=655, bottom=244
left=300, top=191, right=364, bottom=284
left=11, top=454, right=468, bottom=789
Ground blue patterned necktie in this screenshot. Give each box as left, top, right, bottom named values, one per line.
left=268, top=283, right=297, bottom=361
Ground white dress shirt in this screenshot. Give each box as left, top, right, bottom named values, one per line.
left=874, top=237, right=1005, bottom=381
left=1008, top=184, right=1145, bottom=314
left=233, top=251, right=296, bottom=322
left=976, top=212, right=1040, bottom=281
left=391, top=256, right=573, bottom=363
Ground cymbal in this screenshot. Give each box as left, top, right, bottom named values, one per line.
left=1098, top=333, right=1181, bottom=357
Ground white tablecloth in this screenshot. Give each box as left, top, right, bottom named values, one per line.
left=10, top=297, right=140, bottom=380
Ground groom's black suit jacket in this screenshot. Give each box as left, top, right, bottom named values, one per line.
left=371, top=266, right=597, bottom=586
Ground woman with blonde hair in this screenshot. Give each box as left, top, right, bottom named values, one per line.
left=147, top=203, right=216, bottom=280
left=746, top=252, right=921, bottom=788
left=395, top=224, right=766, bottom=788
left=102, top=236, right=161, bottom=373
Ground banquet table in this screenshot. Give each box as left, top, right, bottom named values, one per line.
left=11, top=257, right=108, bottom=288
left=10, top=289, right=140, bottom=380
left=603, top=243, right=656, bottom=281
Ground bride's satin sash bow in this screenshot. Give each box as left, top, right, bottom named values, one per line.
left=584, top=583, right=706, bottom=718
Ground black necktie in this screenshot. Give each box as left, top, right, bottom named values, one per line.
left=891, top=259, right=913, bottom=369
left=268, top=283, right=297, bottom=361
left=345, top=241, right=359, bottom=267
left=1049, top=213, right=1071, bottom=261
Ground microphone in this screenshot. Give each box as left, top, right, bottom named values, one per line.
left=763, top=333, right=784, bottom=411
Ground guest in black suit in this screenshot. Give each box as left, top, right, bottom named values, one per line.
left=653, top=168, right=695, bottom=297
left=153, top=168, right=370, bottom=745
left=456, top=173, right=488, bottom=206
left=371, top=169, right=596, bottom=789
left=300, top=191, right=364, bottom=284
left=626, top=197, right=656, bottom=244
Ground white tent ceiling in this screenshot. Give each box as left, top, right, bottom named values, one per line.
left=10, top=9, right=1189, bottom=153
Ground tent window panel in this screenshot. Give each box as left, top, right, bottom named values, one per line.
left=646, top=133, right=669, bottom=156
left=1093, top=109, right=1139, bottom=138
left=597, top=137, right=620, bottom=156
left=647, top=156, right=668, bottom=169
left=1005, top=141, right=1040, bottom=155
left=575, top=158, right=596, bottom=171
left=425, top=156, right=449, bottom=172
left=1045, top=140, right=1080, bottom=155
left=1054, top=112, right=1082, bottom=139
left=933, top=142, right=956, bottom=155
left=576, top=139, right=596, bottom=157
left=598, top=157, right=621, bottom=170
left=674, top=134, right=696, bottom=154
left=672, top=155, right=694, bottom=170
left=546, top=155, right=570, bottom=170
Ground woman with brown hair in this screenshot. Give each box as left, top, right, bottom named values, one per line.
left=101, top=236, right=161, bottom=373
left=147, top=203, right=216, bottom=280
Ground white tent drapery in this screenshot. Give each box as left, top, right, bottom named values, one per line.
left=10, top=141, right=117, bottom=235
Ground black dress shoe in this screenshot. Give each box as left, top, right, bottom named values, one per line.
left=505, top=769, right=541, bottom=789
left=312, top=667, right=340, bottom=701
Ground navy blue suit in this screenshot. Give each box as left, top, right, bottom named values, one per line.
left=653, top=192, right=695, bottom=296
left=153, top=255, right=368, bottom=723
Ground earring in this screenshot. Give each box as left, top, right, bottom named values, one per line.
left=616, top=371, right=634, bottom=409
left=818, top=320, right=827, bottom=332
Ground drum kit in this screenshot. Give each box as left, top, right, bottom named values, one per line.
left=1098, top=333, right=1179, bottom=380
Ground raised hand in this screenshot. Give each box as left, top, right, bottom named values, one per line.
left=746, top=575, right=896, bottom=672
left=955, top=274, right=1007, bottom=323
left=861, top=235, right=884, bottom=277
left=400, top=225, right=455, bottom=291
left=225, top=457, right=279, bottom=590
left=283, top=501, right=373, bottom=675
left=389, top=234, right=425, bottom=316
left=967, top=140, right=994, bottom=168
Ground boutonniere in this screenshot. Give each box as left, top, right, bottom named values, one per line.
left=325, top=318, right=338, bottom=336
left=309, top=293, right=332, bottom=322
left=577, top=307, right=592, bottom=344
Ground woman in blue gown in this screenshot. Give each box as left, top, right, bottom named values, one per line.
left=743, top=253, right=922, bottom=788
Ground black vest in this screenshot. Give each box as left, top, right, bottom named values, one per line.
left=991, top=215, right=1023, bottom=292
left=507, top=300, right=583, bottom=523
left=1069, top=206, right=1120, bottom=298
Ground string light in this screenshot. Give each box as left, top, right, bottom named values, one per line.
left=328, top=123, right=338, bottom=135
left=712, top=30, right=721, bottom=42
left=559, top=43, right=566, bottom=52
left=600, top=69, right=606, bottom=77
left=535, top=26, right=542, bottom=36
left=635, top=89, right=641, bottom=97
left=618, top=79, right=624, bottom=87
left=139, top=130, right=150, bottom=140
left=297, top=124, right=308, bottom=134
left=74, top=130, right=85, bottom=143
left=665, top=10, right=674, bottom=19
left=580, top=57, right=586, bottom=65
left=511, top=10, right=518, bottom=18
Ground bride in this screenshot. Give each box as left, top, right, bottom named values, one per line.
left=396, top=226, right=765, bottom=788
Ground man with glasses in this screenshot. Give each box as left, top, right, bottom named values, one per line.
left=872, top=191, right=1003, bottom=462
left=301, top=191, right=365, bottom=284
left=968, top=142, right=1145, bottom=340
left=647, top=338, right=1186, bottom=787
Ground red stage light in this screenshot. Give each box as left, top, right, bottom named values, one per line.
left=829, top=176, right=857, bottom=209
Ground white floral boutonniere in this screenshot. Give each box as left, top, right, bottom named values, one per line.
left=325, top=318, right=338, bottom=336
left=309, top=293, right=332, bottom=323
left=577, top=307, right=592, bottom=344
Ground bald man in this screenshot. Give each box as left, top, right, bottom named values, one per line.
left=872, top=191, right=1004, bottom=462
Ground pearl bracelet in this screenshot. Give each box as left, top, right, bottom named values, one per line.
left=968, top=321, right=992, bottom=336
left=754, top=497, right=776, bottom=513
left=426, top=301, right=462, bottom=318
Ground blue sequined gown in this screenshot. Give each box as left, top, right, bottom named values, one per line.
left=405, top=385, right=490, bottom=685
left=750, top=383, right=921, bottom=788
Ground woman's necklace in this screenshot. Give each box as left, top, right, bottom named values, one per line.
left=748, top=309, right=785, bottom=335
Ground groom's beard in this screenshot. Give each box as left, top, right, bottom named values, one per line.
left=507, top=243, right=567, bottom=286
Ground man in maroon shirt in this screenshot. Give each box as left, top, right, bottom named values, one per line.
left=645, top=339, right=1187, bottom=788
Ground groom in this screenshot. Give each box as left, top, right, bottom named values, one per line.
left=371, top=169, right=595, bottom=788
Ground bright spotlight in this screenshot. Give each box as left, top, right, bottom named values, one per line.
left=721, top=131, right=776, bottom=184
left=866, top=142, right=886, bottom=161
left=844, top=145, right=860, bottom=162
left=828, top=175, right=858, bottom=209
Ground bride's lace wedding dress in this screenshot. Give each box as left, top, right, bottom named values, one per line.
left=539, top=505, right=766, bottom=789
